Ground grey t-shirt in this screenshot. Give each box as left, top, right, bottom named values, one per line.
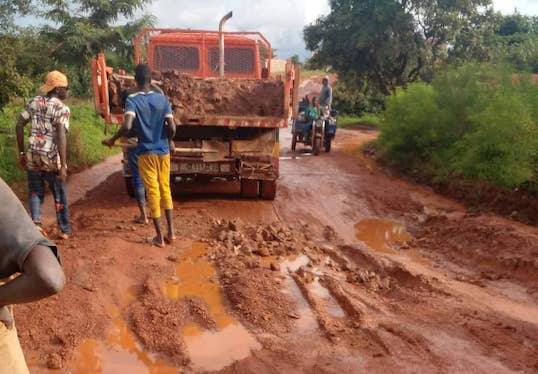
left=319, top=84, right=333, bottom=108
left=0, top=177, right=58, bottom=279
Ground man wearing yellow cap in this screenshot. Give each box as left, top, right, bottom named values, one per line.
left=15, top=71, right=72, bottom=239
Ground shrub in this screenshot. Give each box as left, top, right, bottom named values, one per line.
left=378, top=63, right=538, bottom=188
left=378, top=83, right=442, bottom=172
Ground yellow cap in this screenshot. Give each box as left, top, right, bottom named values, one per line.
left=39, top=71, right=68, bottom=94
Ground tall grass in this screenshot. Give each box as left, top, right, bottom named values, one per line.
left=0, top=100, right=119, bottom=185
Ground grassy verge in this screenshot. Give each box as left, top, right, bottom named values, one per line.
left=0, top=99, right=119, bottom=185
left=338, top=114, right=381, bottom=128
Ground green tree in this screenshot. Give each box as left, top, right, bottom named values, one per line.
left=0, top=0, right=32, bottom=31
left=36, top=0, right=155, bottom=95
left=304, top=0, right=496, bottom=97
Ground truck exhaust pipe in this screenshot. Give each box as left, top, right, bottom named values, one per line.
left=219, top=11, right=233, bottom=78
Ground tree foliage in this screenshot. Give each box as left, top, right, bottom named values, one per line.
left=378, top=63, right=538, bottom=188
left=0, top=0, right=154, bottom=101
left=304, top=0, right=496, bottom=99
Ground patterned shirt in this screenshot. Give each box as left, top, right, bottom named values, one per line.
left=21, top=96, right=70, bottom=172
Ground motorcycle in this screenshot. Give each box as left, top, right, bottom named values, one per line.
left=291, top=104, right=338, bottom=155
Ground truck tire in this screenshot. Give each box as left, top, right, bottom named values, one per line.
left=324, top=139, right=331, bottom=152
left=240, top=179, right=259, bottom=199
left=260, top=180, right=277, bottom=200
left=313, top=137, right=321, bottom=155
left=124, top=176, right=135, bottom=198
left=291, top=133, right=297, bottom=151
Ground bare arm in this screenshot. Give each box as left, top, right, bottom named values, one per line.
left=15, top=115, right=29, bottom=154
left=166, top=117, right=176, bottom=154
left=0, top=245, right=65, bottom=307
left=166, top=117, right=176, bottom=140
left=102, top=114, right=135, bottom=147
left=56, top=125, right=67, bottom=169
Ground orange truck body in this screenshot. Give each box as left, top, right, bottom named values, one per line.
left=90, top=28, right=300, bottom=199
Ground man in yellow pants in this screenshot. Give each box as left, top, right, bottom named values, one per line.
left=103, top=64, right=176, bottom=247
left=0, top=177, right=66, bottom=373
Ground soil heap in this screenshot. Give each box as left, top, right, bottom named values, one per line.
left=108, top=71, right=285, bottom=122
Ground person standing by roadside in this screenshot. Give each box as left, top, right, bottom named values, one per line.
left=0, top=176, right=65, bottom=374
left=103, top=64, right=176, bottom=247
left=15, top=71, right=72, bottom=239
left=319, top=75, right=333, bottom=110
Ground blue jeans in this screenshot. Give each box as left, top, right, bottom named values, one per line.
left=127, top=148, right=146, bottom=203
left=27, top=170, right=72, bottom=234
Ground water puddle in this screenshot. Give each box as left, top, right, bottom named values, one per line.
left=162, top=242, right=261, bottom=372
left=355, top=219, right=430, bottom=266
left=31, top=305, right=177, bottom=374
left=309, top=277, right=346, bottom=319
left=278, top=255, right=319, bottom=333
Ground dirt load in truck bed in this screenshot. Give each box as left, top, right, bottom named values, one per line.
left=108, top=71, right=285, bottom=122
left=160, top=71, right=285, bottom=123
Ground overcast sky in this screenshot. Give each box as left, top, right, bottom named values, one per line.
left=147, top=0, right=538, bottom=60
left=14, top=1, right=538, bottom=60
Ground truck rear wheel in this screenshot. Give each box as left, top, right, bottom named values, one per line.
left=124, top=176, right=135, bottom=198
left=240, top=179, right=259, bottom=199
left=260, top=180, right=277, bottom=200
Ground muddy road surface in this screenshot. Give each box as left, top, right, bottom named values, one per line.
left=18, top=116, right=538, bottom=371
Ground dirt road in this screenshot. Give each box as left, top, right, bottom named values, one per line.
left=17, top=87, right=538, bottom=373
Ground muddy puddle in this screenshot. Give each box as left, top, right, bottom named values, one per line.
left=279, top=255, right=345, bottom=327
left=355, top=219, right=430, bottom=265
left=30, top=304, right=176, bottom=374
left=162, top=242, right=261, bottom=372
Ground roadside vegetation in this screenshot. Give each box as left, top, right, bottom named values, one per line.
left=379, top=63, right=538, bottom=189
left=0, top=100, right=119, bottom=184
left=338, top=114, right=381, bottom=128
left=305, top=2, right=538, bottom=196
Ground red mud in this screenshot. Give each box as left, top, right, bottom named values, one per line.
left=12, top=78, right=538, bottom=373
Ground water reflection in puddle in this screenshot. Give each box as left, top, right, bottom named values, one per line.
left=30, top=305, right=177, bottom=374
left=355, top=219, right=411, bottom=253
left=355, top=219, right=430, bottom=265
left=279, top=255, right=319, bottom=333
left=310, top=277, right=346, bottom=319
left=162, top=242, right=261, bottom=372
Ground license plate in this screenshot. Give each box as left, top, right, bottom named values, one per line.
left=173, top=162, right=221, bottom=173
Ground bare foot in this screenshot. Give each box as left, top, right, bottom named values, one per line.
left=145, top=236, right=165, bottom=248
left=164, top=235, right=176, bottom=244
left=134, top=215, right=149, bottom=224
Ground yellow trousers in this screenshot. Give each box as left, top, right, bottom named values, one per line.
left=138, top=153, right=173, bottom=219
left=0, top=308, right=29, bottom=374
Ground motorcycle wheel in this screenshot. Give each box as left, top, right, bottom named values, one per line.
left=291, top=132, right=297, bottom=151
left=313, top=137, right=321, bottom=155
left=324, top=139, right=331, bottom=152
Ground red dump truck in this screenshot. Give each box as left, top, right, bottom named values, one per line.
left=90, top=23, right=300, bottom=200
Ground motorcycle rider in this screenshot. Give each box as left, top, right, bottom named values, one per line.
left=319, top=75, right=333, bottom=110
